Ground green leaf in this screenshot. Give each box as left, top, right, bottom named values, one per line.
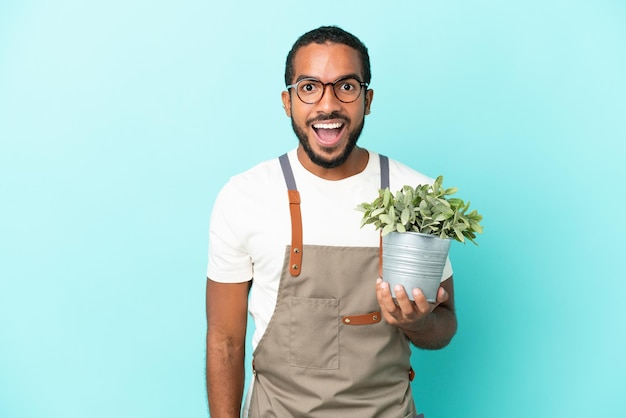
left=401, top=207, right=410, bottom=225
left=402, top=188, right=410, bottom=204
left=382, top=223, right=396, bottom=236
left=453, top=227, right=465, bottom=242
left=356, top=177, right=483, bottom=243
left=447, top=198, right=464, bottom=210
left=433, top=212, right=452, bottom=222
left=383, top=188, right=392, bottom=207
left=370, top=208, right=386, bottom=217
left=470, top=221, right=483, bottom=234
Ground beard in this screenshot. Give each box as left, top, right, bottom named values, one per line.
left=291, top=112, right=365, bottom=169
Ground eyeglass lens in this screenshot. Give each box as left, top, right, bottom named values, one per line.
left=295, top=78, right=363, bottom=104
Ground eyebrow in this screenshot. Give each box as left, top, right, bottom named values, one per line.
left=294, top=73, right=363, bottom=83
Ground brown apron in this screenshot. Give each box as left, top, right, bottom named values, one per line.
left=248, top=154, right=417, bottom=418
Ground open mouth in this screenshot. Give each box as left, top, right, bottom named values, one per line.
left=312, top=122, right=345, bottom=146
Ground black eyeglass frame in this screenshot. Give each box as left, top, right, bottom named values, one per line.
left=286, top=77, right=369, bottom=104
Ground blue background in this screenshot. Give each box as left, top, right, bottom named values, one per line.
left=1, top=1, right=625, bottom=417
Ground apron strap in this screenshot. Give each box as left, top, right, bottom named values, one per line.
left=278, top=153, right=390, bottom=278
left=379, top=154, right=389, bottom=189
left=279, top=153, right=298, bottom=190
left=279, top=154, right=303, bottom=277
left=378, top=154, right=389, bottom=278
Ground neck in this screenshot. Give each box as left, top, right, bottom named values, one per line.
left=296, top=146, right=369, bottom=180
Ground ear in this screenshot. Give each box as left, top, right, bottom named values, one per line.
left=281, top=90, right=292, bottom=117
left=364, top=89, right=374, bottom=115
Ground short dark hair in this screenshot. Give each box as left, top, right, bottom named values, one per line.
left=284, top=26, right=371, bottom=86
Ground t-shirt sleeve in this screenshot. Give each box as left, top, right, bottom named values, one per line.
left=441, top=256, right=453, bottom=282
left=206, top=181, right=253, bottom=283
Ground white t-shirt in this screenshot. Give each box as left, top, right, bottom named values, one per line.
left=207, top=149, right=453, bottom=348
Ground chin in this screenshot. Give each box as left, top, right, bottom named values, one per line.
left=303, top=140, right=356, bottom=169
left=292, top=118, right=363, bottom=170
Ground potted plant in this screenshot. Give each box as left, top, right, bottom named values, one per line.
left=356, top=176, right=483, bottom=302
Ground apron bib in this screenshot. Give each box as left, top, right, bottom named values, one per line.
left=248, top=154, right=416, bottom=417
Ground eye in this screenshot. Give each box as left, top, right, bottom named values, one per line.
left=298, top=80, right=320, bottom=94
left=339, top=81, right=356, bottom=91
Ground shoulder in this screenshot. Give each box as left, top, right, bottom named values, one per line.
left=216, top=155, right=285, bottom=200
left=230, top=156, right=283, bottom=187
left=211, top=154, right=289, bottom=228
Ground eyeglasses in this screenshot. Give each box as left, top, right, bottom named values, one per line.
left=286, top=77, right=368, bottom=104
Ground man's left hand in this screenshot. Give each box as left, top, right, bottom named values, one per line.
left=375, top=278, right=449, bottom=333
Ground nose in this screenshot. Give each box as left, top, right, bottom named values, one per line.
left=316, top=83, right=342, bottom=113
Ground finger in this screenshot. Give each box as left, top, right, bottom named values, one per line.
left=376, top=280, right=400, bottom=313
left=436, top=286, right=449, bottom=304
left=411, top=288, right=431, bottom=313
left=393, top=285, right=415, bottom=313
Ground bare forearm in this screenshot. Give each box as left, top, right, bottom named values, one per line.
left=205, top=279, right=250, bottom=417
left=206, top=334, right=245, bottom=417
left=403, top=305, right=457, bottom=349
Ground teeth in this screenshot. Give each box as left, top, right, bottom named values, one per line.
left=313, top=122, right=343, bottom=129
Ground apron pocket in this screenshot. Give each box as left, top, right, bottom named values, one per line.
left=289, top=296, right=339, bottom=370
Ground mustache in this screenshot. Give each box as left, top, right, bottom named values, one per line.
left=307, top=112, right=349, bottom=125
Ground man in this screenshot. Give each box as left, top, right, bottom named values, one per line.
left=206, top=26, right=457, bottom=417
